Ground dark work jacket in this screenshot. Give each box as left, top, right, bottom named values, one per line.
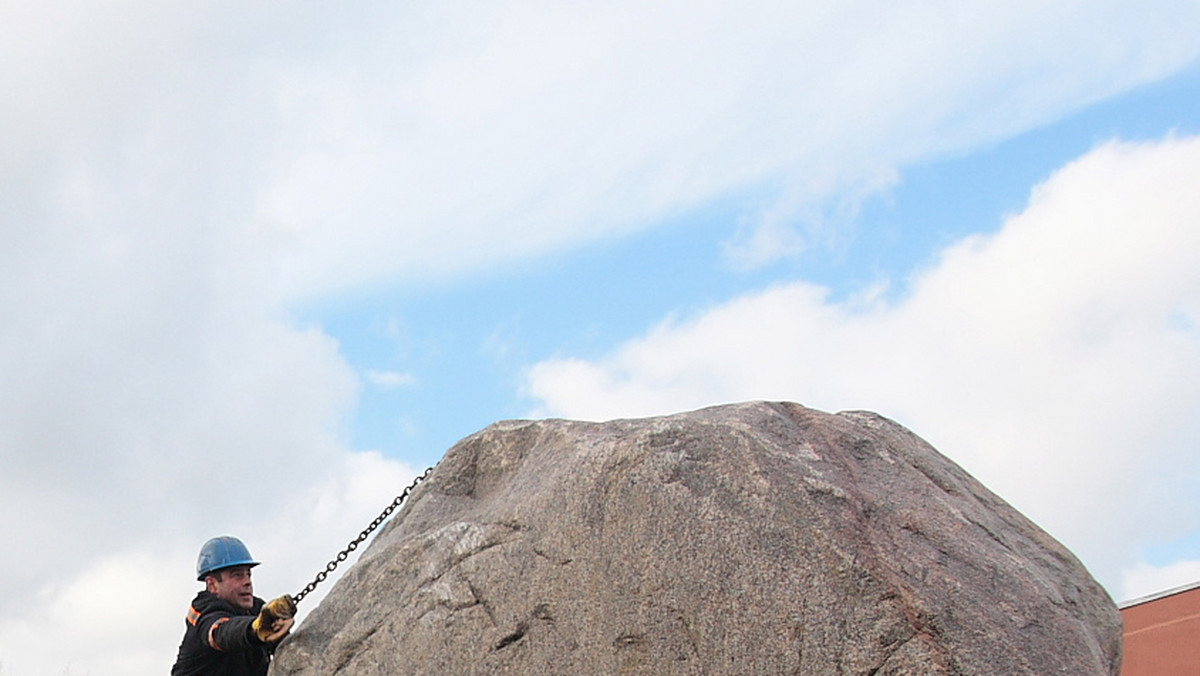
left=171, top=591, right=275, bottom=676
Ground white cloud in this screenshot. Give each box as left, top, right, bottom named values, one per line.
left=366, top=369, right=417, bottom=389
left=0, top=548, right=192, bottom=676
left=527, top=135, right=1200, bottom=594
left=259, top=0, right=1200, bottom=295
left=1121, top=559, right=1200, bottom=603
left=5, top=2, right=1200, bottom=300
left=722, top=215, right=812, bottom=271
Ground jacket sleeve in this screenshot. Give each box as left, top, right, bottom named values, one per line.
left=198, top=612, right=263, bottom=653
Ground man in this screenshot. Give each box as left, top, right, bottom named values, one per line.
left=172, top=536, right=296, bottom=676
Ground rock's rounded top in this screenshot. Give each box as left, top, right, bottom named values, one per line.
left=273, top=401, right=1121, bottom=675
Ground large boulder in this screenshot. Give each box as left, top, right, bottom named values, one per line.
left=271, top=401, right=1121, bottom=675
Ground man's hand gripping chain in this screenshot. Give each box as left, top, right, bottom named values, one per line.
left=252, top=595, right=297, bottom=643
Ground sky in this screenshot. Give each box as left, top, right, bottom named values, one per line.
left=2, top=1, right=1200, bottom=674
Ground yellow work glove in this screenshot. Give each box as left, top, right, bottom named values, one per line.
left=265, top=595, right=297, bottom=619
left=252, top=595, right=297, bottom=643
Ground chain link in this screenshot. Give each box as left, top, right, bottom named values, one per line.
left=292, top=465, right=434, bottom=605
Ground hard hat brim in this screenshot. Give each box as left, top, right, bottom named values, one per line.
left=197, top=559, right=261, bottom=581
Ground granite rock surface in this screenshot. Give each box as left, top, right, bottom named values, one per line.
left=271, top=401, right=1121, bottom=675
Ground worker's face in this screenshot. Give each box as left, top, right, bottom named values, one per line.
left=207, top=566, right=255, bottom=611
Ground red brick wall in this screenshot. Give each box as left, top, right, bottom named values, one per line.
left=1122, top=585, right=1200, bottom=675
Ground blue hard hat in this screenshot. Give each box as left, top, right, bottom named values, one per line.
left=196, top=536, right=260, bottom=581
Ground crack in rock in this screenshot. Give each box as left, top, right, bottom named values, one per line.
left=493, top=621, right=529, bottom=651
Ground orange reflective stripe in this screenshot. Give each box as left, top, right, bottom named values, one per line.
left=186, top=606, right=201, bottom=626
left=207, top=617, right=230, bottom=651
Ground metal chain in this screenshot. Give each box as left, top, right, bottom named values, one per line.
left=292, top=465, right=434, bottom=605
